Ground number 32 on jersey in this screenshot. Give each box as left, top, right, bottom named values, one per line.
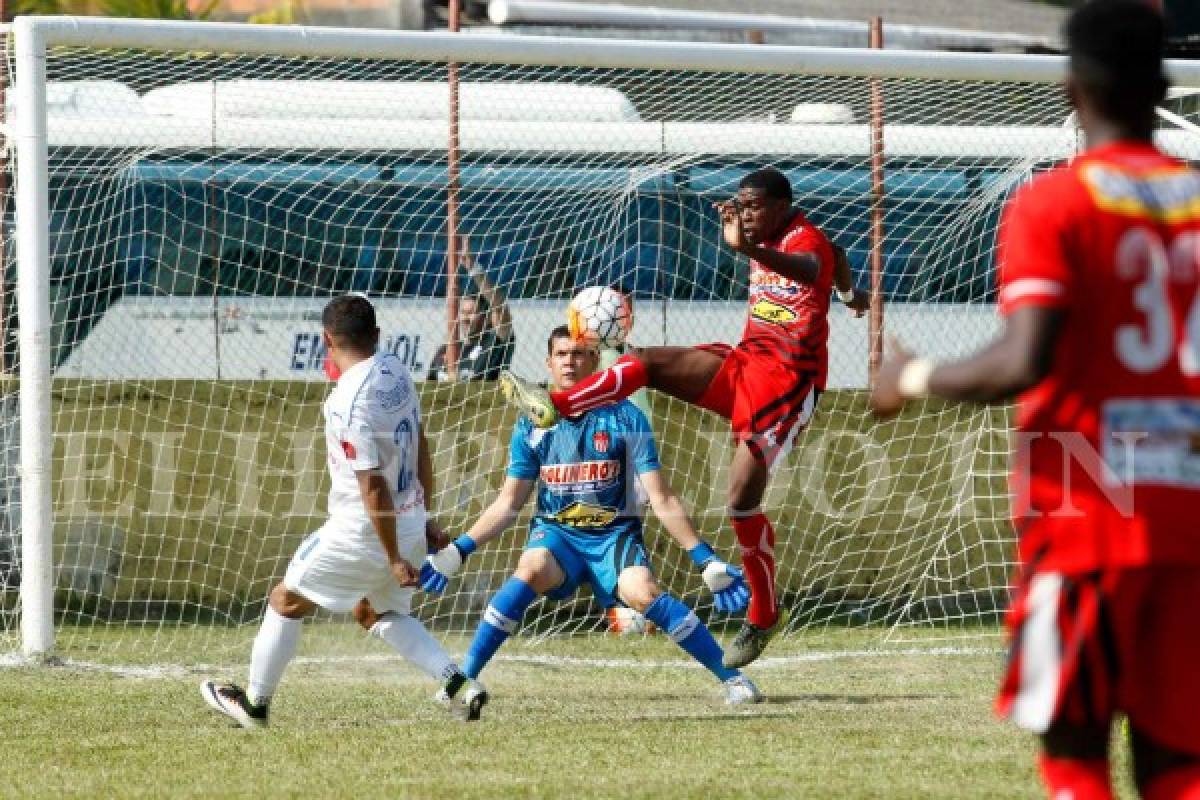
left=1115, top=227, right=1200, bottom=375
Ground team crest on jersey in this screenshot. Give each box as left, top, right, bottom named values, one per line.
left=592, top=431, right=611, bottom=453
left=540, top=459, right=621, bottom=494
left=751, top=299, right=798, bottom=325
left=374, top=380, right=411, bottom=411
left=551, top=502, right=618, bottom=528
left=341, top=440, right=356, bottom=459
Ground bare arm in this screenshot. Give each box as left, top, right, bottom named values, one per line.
left=831, top=242, right=869, bottom=317
left=715, top=199, right=821, bottom=284
left=356, top=469, right=417, bottom=585
left=416, top=428, right=450, bottom=551
left=462, top=237, right=513, bottom=340
left=871, top=306, right=1064, bottom=416
left=461, top=476, right=535, bottom=550
left=638, top=469, right=702, bottom=552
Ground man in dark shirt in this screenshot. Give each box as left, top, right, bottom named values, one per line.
left=428, top=239, right=515, bottom=382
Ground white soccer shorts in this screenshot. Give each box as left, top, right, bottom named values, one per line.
left=283, top=519, right=425, bottom=615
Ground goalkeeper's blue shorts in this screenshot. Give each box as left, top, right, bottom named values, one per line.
left=524, top=525, right=651, bottom=608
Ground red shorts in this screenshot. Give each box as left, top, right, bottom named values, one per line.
left=694, top=342, right=820, bottom=467
left=996, top=565, right=1200, bottom=755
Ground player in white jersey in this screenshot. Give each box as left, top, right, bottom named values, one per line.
left=201, top=295, right=486, bottom=728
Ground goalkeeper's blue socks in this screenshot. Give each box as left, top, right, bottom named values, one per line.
left=463, top=577, right=538, bottom=679
left=644, top=593, right=738, bottom=682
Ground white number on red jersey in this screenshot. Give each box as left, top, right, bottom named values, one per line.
left=1114, top=227, right=1200, bottom=375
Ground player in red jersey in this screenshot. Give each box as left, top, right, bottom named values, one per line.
left=501, top=167, right=868, bottom=667
left=872, top=2, right=1200, bottom=797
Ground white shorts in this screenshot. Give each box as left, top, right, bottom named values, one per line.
left=283, top=519, right=425, bottom=615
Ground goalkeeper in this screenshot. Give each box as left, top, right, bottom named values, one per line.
left=421, top=325, right=763, bottom=705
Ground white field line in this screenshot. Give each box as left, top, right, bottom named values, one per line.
left=0, top=646, right=999, bottom=679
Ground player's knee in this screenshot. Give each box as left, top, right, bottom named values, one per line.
left=514, top=548, right=562, bottom=594
left=728, top=475, right=764, bottom=512
left=617, top=568, right=659, bottom=613
left=268, top=582, right=312, bottom=619
left=351, top=599, right=379, bottom=631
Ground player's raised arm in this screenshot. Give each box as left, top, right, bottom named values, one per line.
left=419, top=476, right=535, bottom=594
left=716, top=198, right=822, bottom=285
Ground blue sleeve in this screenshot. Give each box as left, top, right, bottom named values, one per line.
left=506, top=420, right=540, bottom=479
left=623, top=405, right=661, bottom=474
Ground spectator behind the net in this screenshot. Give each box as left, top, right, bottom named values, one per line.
left=428, top=238, right=515, bottom=382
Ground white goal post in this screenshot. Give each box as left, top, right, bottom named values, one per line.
left=8, top=16, right=1200, bottom=661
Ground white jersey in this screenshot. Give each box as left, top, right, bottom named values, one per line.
left=323, top=352, right=426, bottom=533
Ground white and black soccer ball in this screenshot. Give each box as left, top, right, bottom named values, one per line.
left=567, top=286, right=633, bottom=349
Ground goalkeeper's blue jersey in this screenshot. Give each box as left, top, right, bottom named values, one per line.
left=507, top=400, right=660, bottom=538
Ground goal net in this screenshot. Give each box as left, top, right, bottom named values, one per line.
left=4, top=19, right=1198, bottom=663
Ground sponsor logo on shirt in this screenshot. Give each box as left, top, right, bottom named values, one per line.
left=750, top=299, right=799, bottom=325
left=592, top=431, right=611, bottom=454
left=1081, top=164, right=1200, bottom=223
left=539, top=459, right=621, bottom=493
left=550, top=502, right=619, bottom=528
left=374, top=380, right=412, bottom=411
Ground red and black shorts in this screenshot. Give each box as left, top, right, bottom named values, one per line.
left=693, top=342, right=820, bottom=468
left=996, top=564, right=1200, bottom=755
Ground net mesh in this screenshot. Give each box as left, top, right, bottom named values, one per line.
left=3, top=30, right=1198, bottom=661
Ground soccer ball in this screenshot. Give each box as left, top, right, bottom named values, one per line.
left=567, top=286, right=633, bottom=349
left=606, top=606, right=657, bottom=636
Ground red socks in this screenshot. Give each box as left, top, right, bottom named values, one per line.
left=731, top=512, right=778, bottom=628
left=1038, top=754, right=1112, bottom=800
left=550, top=354, right=647, bottom=417
left=1144, top=765, right=1200, bottom=800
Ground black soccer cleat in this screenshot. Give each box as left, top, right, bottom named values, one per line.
left=722, top=607, right=790, bottom=669
left=201, top=680, right=268, bottom=730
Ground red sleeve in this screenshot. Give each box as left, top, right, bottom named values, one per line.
left=778, top=223, right=834, bottom=287
left=997, top=176, right=1076, bottom=316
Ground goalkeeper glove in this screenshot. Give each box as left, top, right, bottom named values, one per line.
left=689, top=542, right=750, bottom=614
left=419, top=535, right=477, bottom=594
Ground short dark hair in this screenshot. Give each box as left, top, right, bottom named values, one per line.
left=547, top=324, right=572, bottom=355
left=739, top=167, right=793, bottom=204
left=322, top=294, right=378, bottom=353
left=1067, top=0, right=1167, bottom=124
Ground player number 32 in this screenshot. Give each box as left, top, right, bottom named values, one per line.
left=1116, top=227, right=1200, bottom=375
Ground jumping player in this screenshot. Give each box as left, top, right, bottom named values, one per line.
left=420, top=326, right=762, bottom=704
left=501, top=169, right=868, bottom=667
left=872, top=2, right=1200, bottom=796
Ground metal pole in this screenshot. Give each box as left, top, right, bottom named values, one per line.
left=868, top=16, right=885, bottom=385
left=15, top=17, right=54, bottom=657
left=445, top=0, right=461, bottom=378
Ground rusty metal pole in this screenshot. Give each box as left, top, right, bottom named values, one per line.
left=445, top=0, right=462, bottom=379
left=868, top=17, right=886, bottom=385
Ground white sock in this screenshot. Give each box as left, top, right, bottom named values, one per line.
left=371, top=613, right=459, bottom=682
left=247, top=607, right=302, bottom=706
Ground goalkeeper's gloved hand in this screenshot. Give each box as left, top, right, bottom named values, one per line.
left=689, top=541, right=750, bottom=614
left=419, top=535, right=477, bottom=594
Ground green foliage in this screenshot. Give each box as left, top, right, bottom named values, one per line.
left=15, top=0, right=219, bottom=19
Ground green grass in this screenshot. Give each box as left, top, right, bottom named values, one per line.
left=1, top=627, right=1138, bottom=799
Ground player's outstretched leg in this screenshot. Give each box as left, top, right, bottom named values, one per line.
left=462, top=576, right=541, bottom=680
left=365, top=608, right=487, bottom=722
left=633, top=581, right=763, bottom=705
left=501, top=354, right=649, bottom=427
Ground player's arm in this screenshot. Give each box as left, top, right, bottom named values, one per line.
left=418, top=477, right=535, bottom=593
left=716, top=199, right=820, bottom=283
left=832, top=242, right=869, bottom=317
left=639, top=468, right=750, bottom=614
left=872, top=306, right=1063, bottom=417
left=416, top=428, right=450, bottom=552
left=356, top=469, right=418, bottom=587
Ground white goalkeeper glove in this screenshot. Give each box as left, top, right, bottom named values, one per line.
left=689, top=542, right=750, bottom=614
left=419, top=535, right=476, bottom=594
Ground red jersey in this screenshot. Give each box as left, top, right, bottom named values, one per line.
left=741, top=211, right=836, bottom=388
left=997, top=140, right=1200, bottom=572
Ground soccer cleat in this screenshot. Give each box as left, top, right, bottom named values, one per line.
left=499, top=370, right=559, bottom=428
left=435, top=674, right=489, bottom=722
left=722, top=607, right=790, bottom=669
left=723, top=674, right=765, bottom=705
left=200, top=680, right=268, bottom=730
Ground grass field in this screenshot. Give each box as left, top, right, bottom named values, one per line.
left=1, top=627, right=1139, bottom=799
